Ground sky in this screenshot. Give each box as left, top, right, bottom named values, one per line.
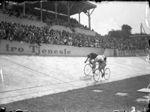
left=71, top=1, right=150, bottom=36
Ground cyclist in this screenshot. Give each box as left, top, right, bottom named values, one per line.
left=146, top=47, right=150, bottom=62
left=84, top=53, right=98, bottom=65
left=92, top=55, right=107, bottom=77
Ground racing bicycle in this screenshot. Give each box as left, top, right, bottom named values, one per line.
left=93, top=67, right=111, bottom=82
left=84, top=62, right=111, bottom=82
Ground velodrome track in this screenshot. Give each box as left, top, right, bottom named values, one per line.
left=0, top=55, right=150, bottom=105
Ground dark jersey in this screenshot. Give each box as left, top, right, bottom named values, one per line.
left=87, top=53, right=98, bottom=59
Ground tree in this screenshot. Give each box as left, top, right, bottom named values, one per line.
left=108, top=24, right=132, bottom=39
left=121, top=24, right=132, bottom=38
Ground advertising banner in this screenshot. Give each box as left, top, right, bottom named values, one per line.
left=0, top=40, right=105, bottom=57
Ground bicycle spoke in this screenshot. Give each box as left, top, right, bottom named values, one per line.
left=84, top=64, right=92, bottom=76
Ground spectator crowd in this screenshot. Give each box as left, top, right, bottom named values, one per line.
left=0, top=3, right=149, bottom=50
left=0, top=20, right=149, bottom=50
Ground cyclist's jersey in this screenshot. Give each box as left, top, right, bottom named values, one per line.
left=87, top=53, right=98, bottom=59
left=95, top=55, right=106, bottom=63
left=95, top=55, right=106, bottom=69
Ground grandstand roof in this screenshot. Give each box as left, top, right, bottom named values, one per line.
left=4, top=1, right=97, bottom=16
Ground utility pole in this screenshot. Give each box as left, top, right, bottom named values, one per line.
left=140, top=23, right=146, bottom=34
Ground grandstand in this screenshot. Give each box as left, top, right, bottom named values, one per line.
left=0, top=0, right=150, bottom=50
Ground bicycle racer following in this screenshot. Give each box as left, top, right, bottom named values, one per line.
left=92, top=54, right=107, bottom=77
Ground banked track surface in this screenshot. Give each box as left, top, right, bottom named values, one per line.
left=0, top=55, right=150, bottom=104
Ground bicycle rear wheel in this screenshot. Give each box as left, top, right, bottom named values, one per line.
left=93, top=68, right=101, bottom=82
left=104, top=68, right=111, bottom=80
left=84, top=63, right=92, bottom=76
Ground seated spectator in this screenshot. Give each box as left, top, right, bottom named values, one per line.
left=0, top=20, right=149, bottom=49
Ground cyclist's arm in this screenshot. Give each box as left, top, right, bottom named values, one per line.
left=84, top=57, right=89, bottom=63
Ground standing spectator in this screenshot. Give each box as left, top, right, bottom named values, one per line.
left=63, top=37, right=67, bottom=45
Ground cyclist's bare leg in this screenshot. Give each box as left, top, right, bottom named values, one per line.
left=95, top=62, right=101, bottom=73
left=100, top=63, right=105, bottom=77
left=101, top=68, right=105, bottom=77
left=92, top=60, right=97, bottom=73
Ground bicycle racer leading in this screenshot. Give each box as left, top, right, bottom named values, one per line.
left=84, top=53, right=98, bottom=65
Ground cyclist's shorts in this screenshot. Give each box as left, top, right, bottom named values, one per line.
left=99, top=62, right=106, bottom=69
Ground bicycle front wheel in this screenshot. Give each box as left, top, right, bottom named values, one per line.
left=104, top=68, right=111, bottom=80
left=84, top=63, right=92, bottom=76
left=93, top=68, right=101, bottom=82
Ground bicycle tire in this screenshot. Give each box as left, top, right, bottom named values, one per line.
left=104, top=68, right=111, bottom=80
left=93, top=68, right=101, bottom=82
left=84, top=63, right=92, bottom=76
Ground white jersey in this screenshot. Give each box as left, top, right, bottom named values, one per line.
left=95, top=55, right=105, bottom=62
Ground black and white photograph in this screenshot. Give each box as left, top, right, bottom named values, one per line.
left=0, top=0, right=150, bottom=112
